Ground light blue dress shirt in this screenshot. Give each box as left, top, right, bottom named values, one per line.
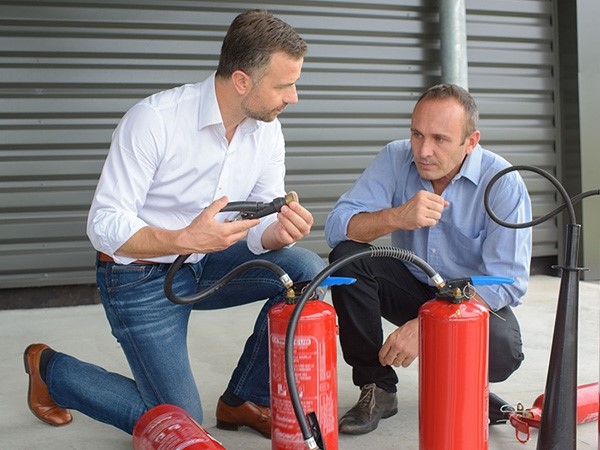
left=325, top=139, right=532, bottom=310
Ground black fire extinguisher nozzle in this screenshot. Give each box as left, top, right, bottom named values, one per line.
left=220, top=193, right=294, bottom=220
left=163, top=195, right=295, bottom=305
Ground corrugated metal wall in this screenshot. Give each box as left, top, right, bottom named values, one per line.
left=0, top=0, right=558, bottom=289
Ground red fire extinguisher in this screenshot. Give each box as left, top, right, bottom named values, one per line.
left=508, top=381, right=599, bottom=444
left=419, top=277, right=510, bottom=450
left=268, top=280, right=340, bottom=450
left=132, top=404, right=226, bottom=450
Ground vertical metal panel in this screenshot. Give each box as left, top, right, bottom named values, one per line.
left=465, top=0, right=558, bottom=257
left=0, top=0, right=558, bottom=289
left=575, top=0, right=600, bottom=280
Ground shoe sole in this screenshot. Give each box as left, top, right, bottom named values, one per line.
left=216, top=419, right=240, bottom=431
left=216, top=419, right=271, bottom=439
left=382, top=407, right=398, bottom=419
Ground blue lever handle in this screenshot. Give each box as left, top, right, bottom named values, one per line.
left=470, top=276, right=514, bottom=286
left=319, top=277, right=357, bottom=287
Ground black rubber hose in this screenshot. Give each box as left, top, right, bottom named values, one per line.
left=483, top=165, right=599, bottom=228
left=164, top=256, right=290, bottom=305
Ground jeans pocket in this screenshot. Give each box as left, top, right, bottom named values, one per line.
left=105, top=264, right=160, bottom=293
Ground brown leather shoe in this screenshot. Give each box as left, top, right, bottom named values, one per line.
left=216, top=396, right=271, bottom=438
left=23, top=343, right=72, bottom=426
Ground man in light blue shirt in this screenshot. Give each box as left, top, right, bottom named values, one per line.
left=325, top=83, right=532, bottom=435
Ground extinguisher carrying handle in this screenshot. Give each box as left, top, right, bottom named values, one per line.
left=318, top=276, right=356, bottom=287
left=470, top=276, right=514, bottom=286
left=436, top=276, right=514, bottom=302
left=508, top=412, right=535, bottom=444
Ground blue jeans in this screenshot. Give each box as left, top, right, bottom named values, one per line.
left=45, top=242, right=325, bottom=434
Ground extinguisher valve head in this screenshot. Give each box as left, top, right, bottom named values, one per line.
left=436, top=278, right=475, bottom=303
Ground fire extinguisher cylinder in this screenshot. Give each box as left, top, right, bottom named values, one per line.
left=269, top=280, right=339, bottom=450
left=419, top=284, right=490, bottom=450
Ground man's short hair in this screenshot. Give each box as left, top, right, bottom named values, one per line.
left=416, top=84, right=480, bottom=138
left=216, top=10, right=307, bottom=80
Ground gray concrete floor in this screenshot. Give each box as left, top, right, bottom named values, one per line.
left=1, top=275, right=599, bottom=449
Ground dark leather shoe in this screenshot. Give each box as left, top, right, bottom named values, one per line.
left=216, top=397, right=271, bottom=438
left=23, top=343, right=72, bottom=426
left=489, top=392, right=515, bottom=425
left=339, top=383, right=398, bottom=435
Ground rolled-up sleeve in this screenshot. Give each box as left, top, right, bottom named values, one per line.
left=325, top=144, right=400, bottom=248
left=87, top=104, right=164, bottom=261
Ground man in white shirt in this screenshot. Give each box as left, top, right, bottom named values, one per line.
left=23, top=10, right=325, bottom=440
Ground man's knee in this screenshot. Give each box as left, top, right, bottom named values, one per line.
left=281, top=246, right=325, bottom=279
left=490, top=353, right=524, bottom=383
left=329, top=240, right=370, bottom=263
left=489, top=319, right=524, bottom=382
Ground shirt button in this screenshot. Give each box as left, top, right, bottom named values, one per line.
left=431, top=248, right=437, bottom=254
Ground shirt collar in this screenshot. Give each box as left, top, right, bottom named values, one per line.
left=458, top=144, right=482, bottom=186
left=197, top=72, right=259, bottom=135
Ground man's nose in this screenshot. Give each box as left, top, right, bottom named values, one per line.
left=284, top=85, right=298, bottom=105
left=417, top=138, right=435, bottom=157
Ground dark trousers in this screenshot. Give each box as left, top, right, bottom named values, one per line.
left=329, top=241, right=524, bottom=393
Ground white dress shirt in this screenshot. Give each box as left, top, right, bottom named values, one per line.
left=87, top=73, right=287, bottom=264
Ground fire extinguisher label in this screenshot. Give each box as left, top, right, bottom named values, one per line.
left=268, top=300, right=339, bottom=450
left=271, top=334, right=328, bottom=443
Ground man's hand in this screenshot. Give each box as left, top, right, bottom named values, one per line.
left=393, top=190, right=448, bottom=230
left=115, top=196, right=260, bottom=259
left=346, top=190, right=449, bottom=243
left=379, top=318, right=419, bottom=368
left=261, top=191, right=314, bottom=250
left=182, top=196, right=260, bottom=253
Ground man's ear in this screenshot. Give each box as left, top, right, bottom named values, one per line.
left=465, top=129, right=481, bottom=154
left=231, top=70, right=252, bottom=95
